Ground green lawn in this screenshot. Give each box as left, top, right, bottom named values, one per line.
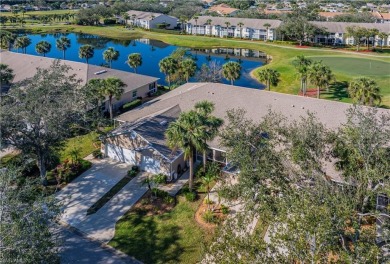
left=58, top=131, right=100, bottom=162
left=0, top=9, right=78, bottom=17
left=109, top=191, right=212, bottom=264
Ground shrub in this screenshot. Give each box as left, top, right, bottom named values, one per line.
left=204, top=198, right=214, bottom=205
left=163, top=195, right=175, bottom=204
left=152, top=188, right=170, bottom=198
left=203, top=210, right=215, bottom=223
left=221, top=204, right=229, bottom=214
left=92, top=149, right=103, bottom=159
left=127, top=169, right=138, bottom=178
left=103, top=18, right=117, bottom=25
left=131, top=165, right=139, bottom=172
left=185, top=191, right=197, bottom=202
left=120, top=99, right=142, bottom=113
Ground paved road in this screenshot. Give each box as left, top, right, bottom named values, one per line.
left=54, top=225, right=140, bottom=264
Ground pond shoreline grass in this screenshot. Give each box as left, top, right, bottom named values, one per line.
left=2, top=24, right=390, bottom=106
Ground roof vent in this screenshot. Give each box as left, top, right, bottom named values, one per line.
left=160, top=120, right=168, bottom=126
left=94, top=70, right=107, bottom=75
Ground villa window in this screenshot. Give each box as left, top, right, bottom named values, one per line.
left=132, top=90, right=137, bottom=98
left=149, top=82, right=156, bottom=93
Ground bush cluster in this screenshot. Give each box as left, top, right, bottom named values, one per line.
left=127, top=166, right=139, bottom=178
left=202, top=210, right=215, bottom=223
left=47, top=159, right=92, bottom=184
left=185, top=191, right=197, bottom=202
left=119, top=99, right=142, bottom=113
left=92, top=149, right=103, bottom=159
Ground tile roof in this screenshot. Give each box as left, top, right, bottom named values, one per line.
left=125, top=10, right=176, bottom=21
left=310, top=21, right=390, bottom=33
left=187, top=16, right=282, bottom=29
left=0, top=51, right=158, bottom=94
left=115, top=82, right=390, bottom=150
left=209, top=4, right=239, bottom=15
left=318, top=12, right=346, bottom=18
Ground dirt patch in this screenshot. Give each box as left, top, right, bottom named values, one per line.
left=298, top=88, right=323, bottom=98
left=132, top=191, right=174, bottom=216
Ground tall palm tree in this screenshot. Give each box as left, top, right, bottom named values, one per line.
left=368, top=28, right=379, bottom=49
left=103, top=47, right=119, bottom=68
left=180, top=59, right=197, bottom=82
left=83, top=78, right=106, bottom=118
left=206, top=19, right=212, bottom=36
left=202, top=172, right=217, bottom=210
left=101, top=77, right=127, bottom=119
left=308, top=61, right=334, bottom=99
left=193, top=16, right=199, bottom=35
left=378, top=32, right=388, bottom=49
left=257, top=68, right=281, bottom=91
left=263, top=23, right=271, bottom=41
left=159, top=57, right=178, bottom=88
left=222, top=61, right=242, bottom=85
left=127, top=53, right=142, bottom=73
left=194, top=101, right=223, bottom=172
left=0, top=31, right=16, bottom=51
left=165, top=110, right=207, bottom=191
left=225, top=21, right=231, bottom=38
left=35, top=40, right=51, bottom=57
left=292, top=55, right=312, bottom=96
left=122, top=12, right=130, bottom=26
left=56, top=36, right=71, bottom=59
left=237, top=22, right=244, bottom=39
left=180, top=16, right=188, bottom=34
left=79, top=45, right=94, bottom=64
left=348, top=77, right=382, bottom=106
left=14, top=36, right=31, bottom=54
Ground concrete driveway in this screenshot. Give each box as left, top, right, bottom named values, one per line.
left=56, top=157, right=130, bottom=227
left=56, top=156, right=149, bottom=243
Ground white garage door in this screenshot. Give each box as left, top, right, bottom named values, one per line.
left=106, top=144, right=136, bottom=164
left=140, top=155, right=161, bottom=174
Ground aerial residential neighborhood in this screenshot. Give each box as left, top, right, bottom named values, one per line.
left=0, top=0, right=389, bottom=263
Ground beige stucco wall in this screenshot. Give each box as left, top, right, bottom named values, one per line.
left=103, top=83, right=155, bottom=112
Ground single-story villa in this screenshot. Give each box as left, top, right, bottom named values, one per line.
left=0, top=51, right=159, bottom=113
left=104, top=82, right=389, bottom=180
left=119, top=10, right=178, bottom=30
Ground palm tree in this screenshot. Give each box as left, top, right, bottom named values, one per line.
left=257, top=68, right=281, bottom=91
left=224, top=21, right=231, bottom=38
left=165, top=110, right=206, bottom=191
left=101, top=77, right=127, bottom=119
left=159, top=57, right=178, bottom=88
left=127, top=53, right=142, bottom=73
left=84, top=78, right=106, bottom=117
left=378, top=32, right=388, bottom=49
left=180, top=16, right=188, bottom=34
left=206, top=19, right=212, bottom=36
left=193, top=16, right=199, bottom=35
left=308, top=61, right=334, bottom=99
left=103, top=47, right=119, bottom=68
left=0, top=63, right=14, bottom=94
left=180, top=59, right=197, bottom=82
left=348, top=77, right=382, bottom=106
left=222, top=61, right=242, bottom=85
left=263, top=23, right=271, bottom=41
left=35, top=40, right=51, bottom=57
left=202, top=172, right=217, bottom=210
left=194, top=101, right=223, bottom=173
left=292, top=55, right=312, bottom=96
left=56, top=36, right=71, bottom=59
left=237, top=22, right=244, bottom=39
left=14, top=36, right=31, bottom=54
left=122, top=12, right=130, bottom=26
left=79, top=45, right=94, bottom=64
left=0, top=31, right=16, bottom=51
left=368, top=28, right=379, bottom=49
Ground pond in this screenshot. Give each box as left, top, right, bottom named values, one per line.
left=12, top=33, right=266, bottom=88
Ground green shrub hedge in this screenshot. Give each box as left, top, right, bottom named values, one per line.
left=120, top=99, right=142, bottom=113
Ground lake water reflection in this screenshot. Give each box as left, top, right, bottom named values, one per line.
left=13, top=33, right=265, bottom=88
